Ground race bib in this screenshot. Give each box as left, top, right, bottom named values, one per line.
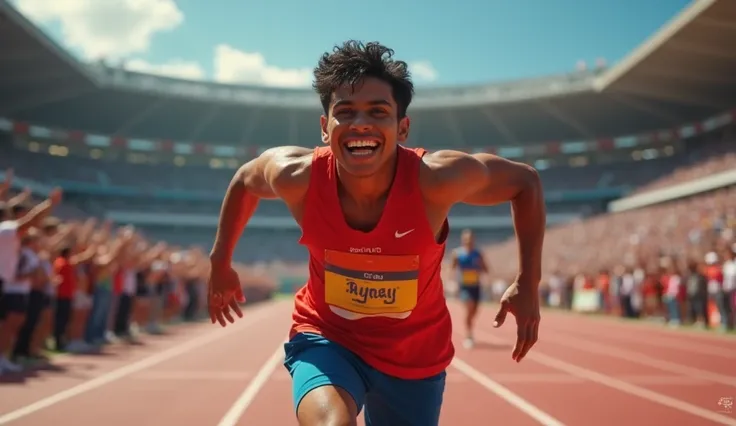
left=461, top=270, right=480, bottom=286
left=324, top=249, right=419, bottom=320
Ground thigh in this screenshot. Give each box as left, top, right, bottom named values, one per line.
left=364, top=371, right=446, bottom=426
left=5, top=293, right=29, bottom=315
left=1, top=293, right=28, bottom=327
left=284, top=333, right=368, bottom=424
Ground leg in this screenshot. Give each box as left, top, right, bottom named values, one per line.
left=364, top=370, right=446, bottom=426
left=0, top=294, right=29, bottom=372
left=31, top=298, right=52, bottom=356
left=284, top=333, right=368, bottom=426
left=459, top=287, right=480, bottom=348
left=114, top=294, right=131, bottom=337
left=13, top=290, right=45, bottom=359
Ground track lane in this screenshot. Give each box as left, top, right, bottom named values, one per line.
left=0, top=301, right=292, bottom=426
left=449, top=302, right=736, bottom=425
left=6, top=299, right=736, bottom=425
left=539, top=307, right=736, bottom=346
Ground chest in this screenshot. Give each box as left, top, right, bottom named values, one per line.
left=458, top=252, right=480, bottom=268
left=334, top=196, right=449, bottom=242
left=339, top=196, right=388, bottom=233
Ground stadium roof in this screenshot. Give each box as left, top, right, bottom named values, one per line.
left=595, top=0, right=736, bottom=112
left=0, top=0, right=734, bottom=149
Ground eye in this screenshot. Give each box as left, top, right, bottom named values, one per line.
left=334, top=109, right=355, bottom=117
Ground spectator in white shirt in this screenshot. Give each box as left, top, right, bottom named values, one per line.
left=0, top=189, right=62, bottom=374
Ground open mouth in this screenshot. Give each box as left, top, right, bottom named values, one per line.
left=344, top=140, right=380, bottom=157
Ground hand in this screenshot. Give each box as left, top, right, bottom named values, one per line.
left=208, top=260, right=245, bottom=327
left=493, top=281, right=540, bottom=363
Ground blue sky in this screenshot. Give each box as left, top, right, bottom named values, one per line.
left=13, top=0, right=692, bottom=88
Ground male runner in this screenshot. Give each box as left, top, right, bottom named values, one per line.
left=208, top=40, right=545, bottom=426
left=451, top=229, right=490, bottom=349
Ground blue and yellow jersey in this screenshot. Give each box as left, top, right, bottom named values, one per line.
left=454, top=248, right=483, bottom=287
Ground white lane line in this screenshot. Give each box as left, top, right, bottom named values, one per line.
left=472, top=329, right=736, bottom=426
left=451, top=358, right=566, bottom=426
left=0, top=302, right=279, bottom=425
left=531, top=352, right=736, bottom=426
left=543, top=331, right=736, bottom=387
left=134, top=371, right=255, bottom=381
left=217, top=342, right=285, bottom=426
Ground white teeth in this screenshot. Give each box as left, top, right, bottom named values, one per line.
left=346, top=140, right=378, bottom=148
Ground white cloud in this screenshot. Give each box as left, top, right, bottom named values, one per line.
left=14, top=0, right=183, bottom=60
left=125, top=59, right=206, bottom=80
left=409, top=61, right=439, bottom=83
left=212, top=45, right=439, bottom=88
left=213, top=44, right=313, bottom=88
left=13, top=0, right=439, bottom=88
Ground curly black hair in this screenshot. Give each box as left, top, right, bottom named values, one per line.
left=313, top=40, right=414, bottom=118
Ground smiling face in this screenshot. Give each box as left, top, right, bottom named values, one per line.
left=320, top=77, right=410, bottom=177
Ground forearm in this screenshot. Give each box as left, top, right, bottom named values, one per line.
left=511, top=170, right=545, bottom=287
left=17, top=199, right=53, bottom=234
left=210, top=168, right=260, bottom=264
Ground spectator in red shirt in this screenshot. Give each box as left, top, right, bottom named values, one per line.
left=53, top=247, right=76, bottom=352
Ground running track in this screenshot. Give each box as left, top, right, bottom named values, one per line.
left=1, top=300, right=735, bottom=425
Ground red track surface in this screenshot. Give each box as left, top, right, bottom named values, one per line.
left=1, top=299, right=735, bottom=425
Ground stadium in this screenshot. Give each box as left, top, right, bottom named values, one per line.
left=0, top=0, right=735, bottom=424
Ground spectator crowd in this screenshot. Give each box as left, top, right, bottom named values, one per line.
left=0, top=169, right=262, bottom=376
left=484, top=148, right=736, bottom=333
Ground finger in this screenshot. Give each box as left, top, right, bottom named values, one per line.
left=208, top=307, right=216, bottom=324
left=493, top=301, right=509, bottom=328
left=512, top=320, right=528, bottom=362
left=229, top=298, right=243, bottom=318
left=222, top=303, right=235, bottom=324
left=516, top=322, right=537, bottom=362
left=215, top=310, right=227, bottom=327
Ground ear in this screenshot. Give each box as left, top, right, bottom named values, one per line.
left=397, top=115, right=410, bottom=143
left=320, top=115, right=329, bottom=145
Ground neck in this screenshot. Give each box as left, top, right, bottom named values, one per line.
left=336, top=153, right=399, bottom=205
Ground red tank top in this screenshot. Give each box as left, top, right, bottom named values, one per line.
left=291, top=145, right=454, bottom=380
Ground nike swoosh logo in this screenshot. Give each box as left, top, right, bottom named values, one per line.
left=395, top=229, right=415, bottom=238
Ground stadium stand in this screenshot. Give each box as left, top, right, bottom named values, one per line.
left=0, top=0, right=734, bottom=379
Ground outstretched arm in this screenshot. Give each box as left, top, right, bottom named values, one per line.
left=424, top=150, right=545, bottom=285
left=424, top=150, right=545, bottom=362
left=209, top=146, right=312, bottom=265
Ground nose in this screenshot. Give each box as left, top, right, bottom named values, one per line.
left=348, top=113, right=374, bottom=132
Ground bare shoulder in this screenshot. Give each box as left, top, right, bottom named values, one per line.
left=261, top=146, right=313, bottom=175
left=419, top=149, right=488, bottom=203
left=242, top=146, right=313, bottom=201
left=263, top=146, right=313, bottom=196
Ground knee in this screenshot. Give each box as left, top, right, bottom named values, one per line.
left=297, top=387, right=358, bottom=426
left=298, top=408, right=356, bottom=426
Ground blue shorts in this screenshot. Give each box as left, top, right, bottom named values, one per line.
left=459, top=285, right=481, bottom=302
left=283, top=332, right=446, bottom=426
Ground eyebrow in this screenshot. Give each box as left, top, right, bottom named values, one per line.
left=333, top=99, right=392, bottom=108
